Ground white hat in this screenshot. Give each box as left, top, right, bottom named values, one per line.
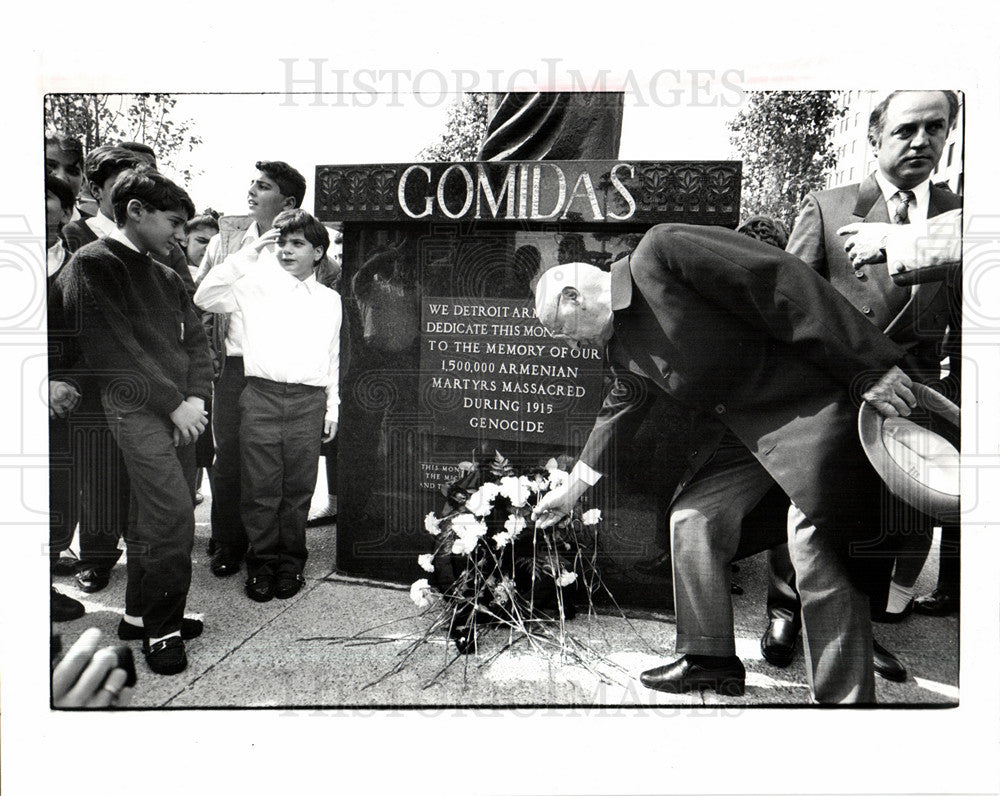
left=858, top=382, right=960, bottom=523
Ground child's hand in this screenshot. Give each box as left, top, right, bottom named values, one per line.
left=251, top=228, right=281, bottom=254
left=322, top=420, right=338, bottom=443
left=49, top=380, right=81, bottom=418
left=169, top=398, right=208, bottom=446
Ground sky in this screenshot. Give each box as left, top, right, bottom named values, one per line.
left=160, top=93, right=740, bottom=214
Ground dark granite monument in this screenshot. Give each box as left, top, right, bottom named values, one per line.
left=316, top=159, right=742, bottom=607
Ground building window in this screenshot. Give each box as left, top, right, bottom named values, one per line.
left=849, top=167, right=855, bottom=180
left=947, top=143, right=955, bottom=166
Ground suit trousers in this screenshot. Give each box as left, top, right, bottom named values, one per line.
left=104, top=403, right=197, bottom=640
left=767, top=493, right=934, bottom=619
left=239, top=378, right=325, bottom=578
left=49, top=414, right=80, bottom=558
left=671, top=438, right=874, bottom=703
left=49, top=408, right=130, bottom=570
left=787, top=504, right=875, bottom=703
left=210, top=356, right=248, bottom=555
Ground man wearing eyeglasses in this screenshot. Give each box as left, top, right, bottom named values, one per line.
left=531, top=222, right=915, bottom=704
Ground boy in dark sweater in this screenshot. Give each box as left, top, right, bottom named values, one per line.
left=54, top=166, right=213, bottom=675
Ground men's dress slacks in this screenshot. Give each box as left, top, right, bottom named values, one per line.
left=670, top=434, right=874, bottom=703
left=210, top=356, right=248, bottom=556
left=104, top=402, right=197, bottom=640
left=239, top=378, right=326, bottom=578
left=49, top=414, right=80, bottom=560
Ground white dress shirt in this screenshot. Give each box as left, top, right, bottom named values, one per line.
left=86, top=210, right=118, bottom=239
left=109, top=227, right=142, bottom=253
left=195, top=222, right=260, bottom=356
left=47, top=239, right=66, bottom=277
left=194, top=244, right=342, bottom=424
left=874, top=171, right=931, bottom=223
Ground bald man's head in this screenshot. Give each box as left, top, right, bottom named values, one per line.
left=534, top=262, right=614, bottom=349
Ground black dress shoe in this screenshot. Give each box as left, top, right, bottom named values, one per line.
left=51, top=587, right=85, bottom=622
left=210, top=550, right=242, bottom=578
left=118, top=617, right=203, bottom=641
left=51, top=553, right=80, bottom=576
left=75, top=567, right=111, bottom=593
left=640, top=655, right=746, bottom=696
left=634, top=551, right=672, bottom=578
left=871, top=599, right=913, bottom=623
left=760, top=617, right=799, bottom=668
left=275, top=573, right=305, bottom=599
left=143, top=636, right=187, bottom=675
left=246, top=574, right=275, bottom=603
left=873, top=639, right=907, bottom=682
left=913, top=588, right=959, bottom=616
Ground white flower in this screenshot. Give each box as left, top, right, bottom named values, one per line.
left=528, top=474, right=549, bottom=493
left=492, top=531, right=513, bottom=549
left=409, top=578, right=432, bottom=608
left=503, top=514, right=527, bottom=539
left=450, top=513, right=488, bottom=555
left=555, top=570, right=578, bottom=587
left=424, top=512, right=442, bottom=536
left=452, top=535, right=477, bottom=555
left=499, top=475, right=532, bottom=508
left=547, top=468, right=570, bottom=490
left=417, top=553, right=435, bottom=573
left=581, top=508, right=602, bottom=526
left=466, top=482, right=501, bottom=516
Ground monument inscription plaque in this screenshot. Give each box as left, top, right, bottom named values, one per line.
left=419, top=297, right=603, bottom=444
left=318, top=160, right=741, bottom=606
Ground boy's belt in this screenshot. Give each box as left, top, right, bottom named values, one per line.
left=246, top=376, right=324, bottom=396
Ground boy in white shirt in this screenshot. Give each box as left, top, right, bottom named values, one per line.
left=194, top=209, right=341, bottom=601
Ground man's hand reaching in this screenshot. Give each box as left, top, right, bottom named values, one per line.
left=863, top=365, right=917, bottom=418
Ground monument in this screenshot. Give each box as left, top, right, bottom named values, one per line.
left=316, top=158, right=742, bottom=606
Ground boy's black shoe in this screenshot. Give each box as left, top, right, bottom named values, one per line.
left=51, top=552, right=80, bottom=576
left=118, top=617, right=204, bottom=641
left=210, top=549, right=242, bottom=578
left=51, top=588, right=86, bottom=622
left=143, top=636, right=187, bottom=675
left=246, top=574, right=275, bottom=603
left=275, top=573, right=305, bottom=600
left=76, top=567, right=111, bottom=593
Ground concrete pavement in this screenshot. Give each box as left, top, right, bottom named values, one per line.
left=51, top=480, right=959, bottom=709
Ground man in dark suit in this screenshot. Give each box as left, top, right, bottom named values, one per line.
left=531, top=224, right=917, bottom=703
left=761, top=91, right=963, bottom=676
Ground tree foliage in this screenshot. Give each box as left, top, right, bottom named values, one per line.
left=417, top=93, right=490, bottom=162
left=44, top=94, right=203, bottom=186
left=728, top=91, right=845, bottom=230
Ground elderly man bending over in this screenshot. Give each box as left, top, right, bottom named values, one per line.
left=531, top=223, right=916, bottom=704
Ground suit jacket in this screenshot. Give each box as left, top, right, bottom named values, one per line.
left=578, top=224, right=904, bottom=547
left=787, top=173, right=962, bottom=392
left=194, top=215, right=255, bottom=377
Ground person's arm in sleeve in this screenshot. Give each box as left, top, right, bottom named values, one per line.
left=193, top=238, right=261, bottom=313
left=322, top=293, right=342, bottom=443
left=644, top=224, right=906, bottom=384
left=178, top=283, right=214, bottom=405
left=533, top=367, right=656, bottom=528
left=784, top=193, right=828, bottom=275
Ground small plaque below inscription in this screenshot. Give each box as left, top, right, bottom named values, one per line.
left=419, top=297, right=604, bottom=444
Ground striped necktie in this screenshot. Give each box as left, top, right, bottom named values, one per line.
left=891, top=190, right=915, bottom=225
